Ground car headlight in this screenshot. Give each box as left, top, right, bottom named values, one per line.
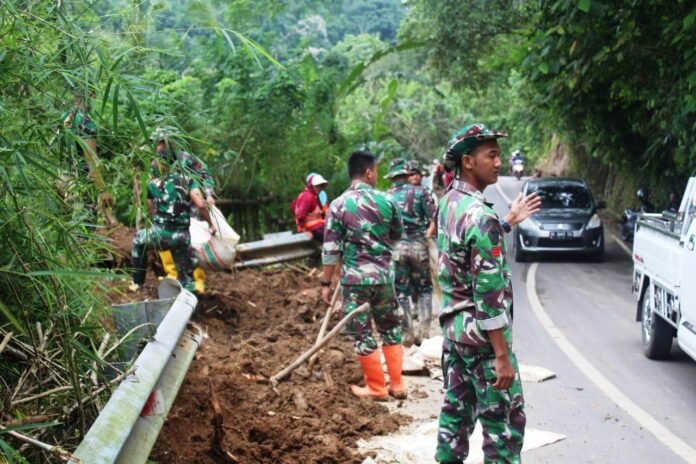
left=519, top=218, right=542, bottom=232
left=586, top=213, right=602, bottom=229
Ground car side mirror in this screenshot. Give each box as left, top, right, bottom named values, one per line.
left=596, top=200, right=607, bottom=209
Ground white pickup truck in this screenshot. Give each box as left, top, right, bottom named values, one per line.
left=632, top=177, right=696, bottom=361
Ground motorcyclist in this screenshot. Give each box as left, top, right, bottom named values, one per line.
left=509, top=149, right=525, bottom=170
left=509, top=149, right=526, bottom=179
left=665, top=192, right=679, bottom=213
left=637, top=187, right=655, bottom=212
left=620, top=187, right=656, bottom=242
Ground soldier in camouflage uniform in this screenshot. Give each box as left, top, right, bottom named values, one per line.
left=321, top=150, right=406, bottom=401
left=387, top=158, right=437, bottom=345
left=435, top=124, right=540, bottom=464
left=150, top=128, right=216, bottom=293
left=130, top=148, right=217, bottom=293
left=61, top=91, right=116, bottom=224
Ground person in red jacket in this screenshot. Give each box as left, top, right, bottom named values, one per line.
left=293, top=173, right=329, bottom=242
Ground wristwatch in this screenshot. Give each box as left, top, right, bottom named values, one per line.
left=320, top=280, right=331, bottom=287
left=500, top=220, right=512, bottom=234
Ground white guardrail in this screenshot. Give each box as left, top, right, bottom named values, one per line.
left=69, top=279, right=202, bottom=464
left=234, top=231, right=319, bottom=268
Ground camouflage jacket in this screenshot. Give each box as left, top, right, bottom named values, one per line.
left=323, top=182, right=404, bottom=285
left=388, top=180, right=436, bottom=241
left=147, top=170, right=201, bottom=230
left=62, top=108, right=97, bottom=137
left=436, top=179, right=512, bottom=346
left=151, top=151, right=215, bottom=196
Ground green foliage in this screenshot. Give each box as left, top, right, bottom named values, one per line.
left=399, top=0, right=696, bottom=204
left=523, top=0, right=696, bottom=188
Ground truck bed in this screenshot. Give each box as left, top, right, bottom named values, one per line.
left=636, top=212, right=683, bottom=240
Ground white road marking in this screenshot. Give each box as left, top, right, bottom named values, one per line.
left=608, top=231, right=633, bottom=257
left=526, top=262, right=696, bottom=463
left=495, top=179, right=513, bottom=205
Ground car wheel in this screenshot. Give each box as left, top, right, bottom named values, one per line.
left=514, top=233, right=527, bottom=262
left=641, top=285, right=674, bottom=359
left=592, top=237, right=605, bottom=262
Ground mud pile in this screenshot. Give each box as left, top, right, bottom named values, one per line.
left=151, top=269, right=410, bottom=463
left=103, top=227, right=410, bottom=462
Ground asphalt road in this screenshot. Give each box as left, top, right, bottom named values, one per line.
left=490, top=176, right=696, bottom=464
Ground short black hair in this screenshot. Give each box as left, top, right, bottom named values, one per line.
left=348, top=150, right=377, bottom=179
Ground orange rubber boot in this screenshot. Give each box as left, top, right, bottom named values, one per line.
left=383, top=344, right=407, bottom=399
left=351, top=350, right=388, bottom=401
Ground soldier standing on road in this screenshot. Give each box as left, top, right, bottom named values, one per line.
left=130, top=147, right=217, bottom=293
left=435, top=124, right=541, bottom=464
left=321, top=150, right=406, bottom=401
left=387, top=158, right=437, bottom=345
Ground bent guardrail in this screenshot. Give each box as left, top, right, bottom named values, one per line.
left=235, top=231, right=319, bottom=268
left=69, top=279, right=200, bottom=464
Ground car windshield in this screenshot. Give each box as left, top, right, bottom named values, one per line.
left=528, top=183, right=593, bottom=209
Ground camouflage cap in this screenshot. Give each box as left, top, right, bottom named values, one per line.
left=385, top=158, right=411, bottom=179
left=446, top=123, right=508, bottom=158
left=406, top=159, right=427, bottom=176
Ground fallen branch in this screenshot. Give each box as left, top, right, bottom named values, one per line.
left=11, top=385, right=74, bottom=406
left=269, top=302, right=369, bottom=389
left=307, top=284, right=341, bottom=372
left=209, top=379, right=238, bottom=464
left=0, top=331, right=13, bottom=356
left=0, top=424, right=72, bottom=462
left=4, top=415, right=55, bottom=427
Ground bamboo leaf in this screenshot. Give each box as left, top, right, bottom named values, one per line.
left=0, top=421, right=60, bottom=434
left=0, top=298, right=26, bottom=335
left=101, top=76, right=113, bottom=115
left=112, top=84, right=120, bottom=131
left=27, top=270, right=108, bottom=278
left=125, top=88, right=148, bottom=141
left=0, top=438, right=25, bottom=464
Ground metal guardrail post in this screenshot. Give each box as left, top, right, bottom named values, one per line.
left=69, top=280, right=198, bottom=464
left=114, top=326, right=204, bottom=463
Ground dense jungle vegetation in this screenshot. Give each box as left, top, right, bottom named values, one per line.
left=1, top=0, right=695, bottom=460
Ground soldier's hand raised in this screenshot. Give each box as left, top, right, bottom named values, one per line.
left=506, top=192, right=541, bottom=226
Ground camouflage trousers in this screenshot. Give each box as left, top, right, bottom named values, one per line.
left=131, top=226, right=195, bottom=292
left=342, top=284, right=402, bottom=356
left=436, top=339, right=525, bottom=464
left=395, top=239, right=432, bottom=296
left=395, top=239, right=432, bottom=340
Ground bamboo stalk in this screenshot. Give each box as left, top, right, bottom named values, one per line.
left=307, top=284, right=341, bottom=372
left=0, top=331, right=13, bottom=356
left=11, top=385, right=74, bottom=406
left=269, top=302, right=369, bottom=389
left=0, top=424, right=73, bottom=462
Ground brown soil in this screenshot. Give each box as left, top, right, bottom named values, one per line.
left=105, top=228, right=411, bottom=464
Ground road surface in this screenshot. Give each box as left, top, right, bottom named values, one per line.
left=492, top=176, right=696, bottom=463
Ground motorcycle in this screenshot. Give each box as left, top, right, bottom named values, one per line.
left=619, top=193, right=655, bottom=242
left=512, top=159, right=525, bottom=180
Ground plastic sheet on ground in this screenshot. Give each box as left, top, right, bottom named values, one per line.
left=519, top=363, right=557, bottom=383
left=358, top=420, right=566, bottom=464
left=406, top=336, right=557, bottom=383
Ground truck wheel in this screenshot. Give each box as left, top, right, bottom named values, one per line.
left=641, top=288, right=674, bottom=359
